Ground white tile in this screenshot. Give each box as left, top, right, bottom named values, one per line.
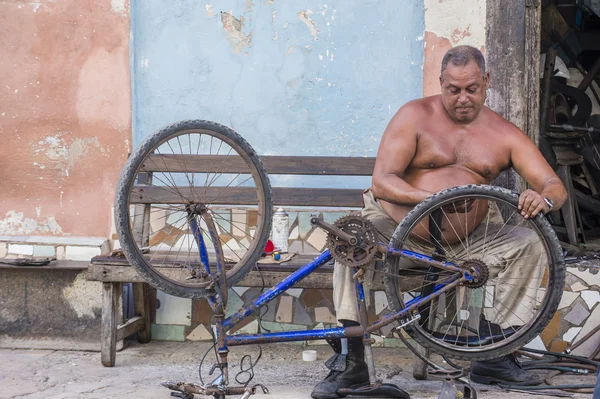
left=572, top=329, right=600, bottom=357
left=314, top=307, right=336, bottom=324
left=286, top=288, right=303, bottom=298
left=537, top=287, right=578, bottom=309
left=236, top=320, right=259, bottom=335
left=573, top=303, right=600, bottom=343
left=374, top=291, right=388, bottom=315
left=231, top=210, right=247, bottom=238
left=0, top=243, right=7, bottom=258
left=26, top=236, right=108, bottom=246
left=563, top=327, right=582, bottom=343
left=557, top=290, right=579, bottom=310
left=306, top=228, right=328, bottom=252
left=100, top=241, right=110, bottom=255
left=581, top=290, right=600, bottom=309
left=8, top=244, right=33, bottom=256
left=65, top=246, right=101, bottom=261
left=186, top=324, right=213, bottom=341
left=156, top=291, right=192, bottom=326
left=523, top=335, right=546, bottom=351
left=289, top=226, right=299, bottom=240
left=232, top=287, right=249, bottom=297
left=484, top=285, right=494, bottom=307
left=150, top=209, right=168, bottom=233
left=275, top=296, right=293, bottom=323
left=33, top=245, right=55, bottom=257
left=571, top=282, right=588, bottom=292
left=568, top=269, right=600, bottom=289
left=56, top=246, right=65, bottom=260
left=166, top=211, right=188, bottom=229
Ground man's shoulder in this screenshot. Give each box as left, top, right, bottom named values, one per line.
left=481, top=106, right=523, bottom=137
left=397, top=96, right=438, bottom=119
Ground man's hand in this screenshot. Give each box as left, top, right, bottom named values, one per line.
left=518, top=189, right=550, bottom=219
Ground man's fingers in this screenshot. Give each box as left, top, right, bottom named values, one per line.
left=530, top=202, right=546, bottom=218
left=518, top=191, right=527, bottom=210
left=524, top=197, right=543, bottom=218
left=521, top=194, right=535, bottom=216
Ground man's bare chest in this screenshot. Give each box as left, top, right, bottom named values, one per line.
left=411, top=130, right=510, bottom=179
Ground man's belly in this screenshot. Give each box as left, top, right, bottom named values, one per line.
left=379, top=166, right=490, bottom=245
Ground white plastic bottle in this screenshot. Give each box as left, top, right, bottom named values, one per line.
left=272, top=207, right=290, bottom=253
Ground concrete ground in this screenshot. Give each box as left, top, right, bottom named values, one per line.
left=0, top=341, right=595, bottom=399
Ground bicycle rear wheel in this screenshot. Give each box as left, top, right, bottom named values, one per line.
left=383, top=185, right=564, bottom=361
left=114, top=120, right=272, bottom=298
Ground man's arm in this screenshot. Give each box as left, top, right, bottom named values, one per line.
left=509, top=126, right=568, bottom=218
left=371, top=102, right=434, bottom=205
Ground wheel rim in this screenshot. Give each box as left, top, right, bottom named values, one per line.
left=388, top=193, right=557, bottom=354
left=122, top=129, right=269, bottom=291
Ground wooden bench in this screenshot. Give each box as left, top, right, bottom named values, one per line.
left=88, top=155, right=428, bottom=375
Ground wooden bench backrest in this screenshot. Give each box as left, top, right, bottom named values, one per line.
left=131, top=155, right=375, bottom=208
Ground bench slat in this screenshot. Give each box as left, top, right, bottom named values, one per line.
left=130, top=186, right=365, bottom=207
left=88, top=262, right=425, bottom=291
left=143, top=155, right=375, bottom=176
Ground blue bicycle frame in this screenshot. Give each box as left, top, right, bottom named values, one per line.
left=189, top=213, right=470, bottom=353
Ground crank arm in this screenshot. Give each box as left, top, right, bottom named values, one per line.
left=310, top=217, right=357, bottom=245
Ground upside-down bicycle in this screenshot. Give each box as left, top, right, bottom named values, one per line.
left=114, top=120, right=565, bottom=398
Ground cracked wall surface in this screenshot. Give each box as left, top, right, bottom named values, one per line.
left=131, top=0, right=425, bottom=190
left=0, top=0, right=131, bottom=237
left=423, top=0, right=486, bottom=96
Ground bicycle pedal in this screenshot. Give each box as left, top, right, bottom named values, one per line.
left=396, top=313, right=421, bottom=329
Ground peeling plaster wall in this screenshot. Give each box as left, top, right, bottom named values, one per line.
left=0, top=1, right=131, bottom=237
left=132, top=0, right=425, bottom=188
left=423, top=0, right=486, bottom=96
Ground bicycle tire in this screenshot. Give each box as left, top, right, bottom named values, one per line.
left=383, top=184, right=565, bottom=361
left=114, top=120, right=273, bottom=298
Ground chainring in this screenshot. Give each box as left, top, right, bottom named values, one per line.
left=326, top=215, right=378, bottom=267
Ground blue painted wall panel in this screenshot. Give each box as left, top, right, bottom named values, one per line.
left=132, top=0, right=424, bottom=188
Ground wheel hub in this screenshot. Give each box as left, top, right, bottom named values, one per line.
left=461, top=259, right=489, bottom=289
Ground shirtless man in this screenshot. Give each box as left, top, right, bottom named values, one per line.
left=311, top=45, right=568, bottom=399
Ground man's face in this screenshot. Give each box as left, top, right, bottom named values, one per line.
left=439, top=60, right=489, bottom=123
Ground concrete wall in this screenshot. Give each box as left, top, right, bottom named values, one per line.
left=423, top=0, right=486, bottom=96
left=0, top=0, right=131, bottom=238
left=131, top=0, right=425, bottom=183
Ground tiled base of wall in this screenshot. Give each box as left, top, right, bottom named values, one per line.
left=150, top=286, right=408, bottom=347
left=151, top=271, right=600, bottom=357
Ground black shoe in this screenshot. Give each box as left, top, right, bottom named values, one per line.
left=311, top=321, right=370, bottom=399
left=470, top=353, right=542, bottom=386
left=311, top=353, right=370, bottom=399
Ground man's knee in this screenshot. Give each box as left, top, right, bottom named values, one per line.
left=507, top=227, right=544, bottom=251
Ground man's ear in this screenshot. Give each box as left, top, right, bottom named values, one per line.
left=439, top=75, right=443, bottom=86
left=484, top=72, right=490, bottom=89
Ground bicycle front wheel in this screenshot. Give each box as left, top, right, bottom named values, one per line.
left=383, top=185, right=564, bottom=361
left=114, top=120, right=273, bottom=298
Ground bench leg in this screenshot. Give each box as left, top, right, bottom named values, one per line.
left=411, top=342, right=429, bottom=380
left=133, top=283, right=152, bottom=344
left=101, top=282, right=121, bottom=367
